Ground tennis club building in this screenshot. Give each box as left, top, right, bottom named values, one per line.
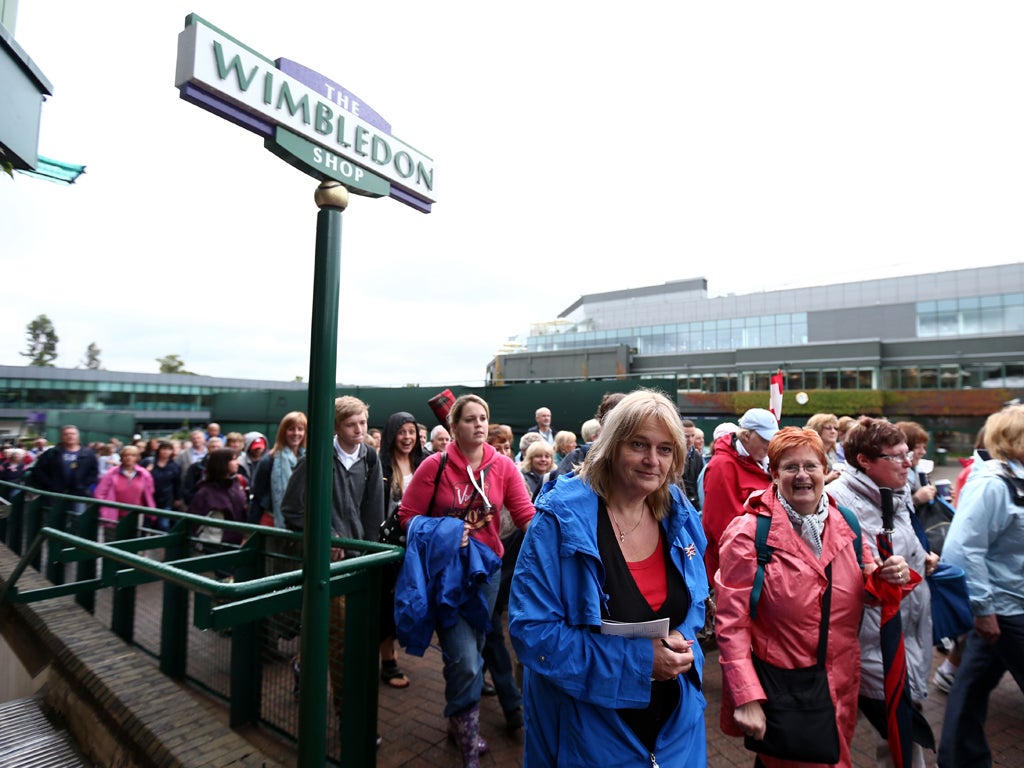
left=487, top=262, right=1024, bottom=396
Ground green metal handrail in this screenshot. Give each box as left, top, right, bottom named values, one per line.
left=0, top=479, right=403, bottom=767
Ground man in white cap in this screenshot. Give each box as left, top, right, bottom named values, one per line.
left=700, top=408, right=779, bottom=579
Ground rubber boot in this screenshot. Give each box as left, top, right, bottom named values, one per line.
left=448, top=705, right=486, bottom=767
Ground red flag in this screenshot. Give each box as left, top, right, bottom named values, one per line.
left=769, top=370, right=784, bottom=424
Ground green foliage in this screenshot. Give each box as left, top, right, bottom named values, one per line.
left=21, top=313, right=59, bottom=366
left=157, top=354, right=196, bottom=375
left=82, top=342, right=102, bottom=370
left=685, top=389, right=886, bottom=419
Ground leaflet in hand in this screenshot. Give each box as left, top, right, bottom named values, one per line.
left=600, top=617, right=669, bottom=638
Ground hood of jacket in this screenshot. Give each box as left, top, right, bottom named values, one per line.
left=443, top=439, right=501, bottom=476
left=380, top=411, right=424, bottom=481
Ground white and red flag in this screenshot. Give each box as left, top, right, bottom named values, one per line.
left=769, top=369, right=784, bottom=425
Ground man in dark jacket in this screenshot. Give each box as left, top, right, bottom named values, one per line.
left=28, top=425, right=99, bottom=499
left=681, top=419, right=704, bottom=510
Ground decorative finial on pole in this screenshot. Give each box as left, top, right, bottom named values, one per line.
left=314, top=179, right=349, bottom=211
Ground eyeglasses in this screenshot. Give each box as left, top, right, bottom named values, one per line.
left=778, top=463, right=823, bottom=475
left=877, top=452, right=914, bottom=465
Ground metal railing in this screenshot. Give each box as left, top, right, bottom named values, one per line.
left=0, top=480, right=403, bottom=767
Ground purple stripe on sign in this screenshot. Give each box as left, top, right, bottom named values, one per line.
left=276, top=58, right=392, bottom=134
left=388, top=186, right=431, bottom=214
left=180, top=85, right=274, bottom=138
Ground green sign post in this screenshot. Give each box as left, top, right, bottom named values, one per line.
left=175, top=13, right=435, bottom=767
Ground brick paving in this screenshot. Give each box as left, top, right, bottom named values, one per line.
left=374, top=632, right=1024, bottom=767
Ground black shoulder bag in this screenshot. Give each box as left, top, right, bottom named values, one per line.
left=379, top=453, right=447, bottom=547
left=743, top=512, right=841, bottom=764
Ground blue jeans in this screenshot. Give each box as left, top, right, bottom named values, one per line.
left=937, top=613, right=1024, bottom=767
left=482, top=605, right=522, bottom=715
left=438, top=573, right=499, bottom=718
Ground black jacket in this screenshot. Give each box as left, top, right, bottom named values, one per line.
left=28, top=445, right=98, bottom=496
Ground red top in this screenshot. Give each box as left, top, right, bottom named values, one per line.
left=627, top=535, right=668, bottom=611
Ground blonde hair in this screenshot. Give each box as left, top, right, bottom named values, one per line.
left=520, top=440, right=554, bottom=472
left=334, top=396, right=368, bottom=428
left=983, top=405, right=1024, bottom=462
left=579, top=389, right=686, bottom=520
left=805, top=413, right=838, bottom=435
left=554, top=430, right=577, bottom=454
left=448, top=394, right=489, bottom=428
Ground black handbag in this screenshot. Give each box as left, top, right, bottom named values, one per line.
left=744, top=558, right=841, bottom=764
left=379, top=453, right=447, bottom=546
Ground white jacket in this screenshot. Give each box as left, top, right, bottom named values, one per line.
left=827, top=469, right=933, bottom=701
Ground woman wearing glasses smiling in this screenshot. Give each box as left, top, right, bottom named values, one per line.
left=715, top=427, right=910, bottom=767
left=826, top=416, right=938, bottom=768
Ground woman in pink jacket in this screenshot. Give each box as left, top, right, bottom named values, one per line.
left=715, top=428, right=909, bottom=768
left=94, top=445, right=155, bottom=524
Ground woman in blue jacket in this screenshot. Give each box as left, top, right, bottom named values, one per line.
left=509, top=389, right=709, bottom=767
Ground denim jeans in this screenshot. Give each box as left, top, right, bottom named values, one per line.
left=438, top=572, right=499, bottom=718
left=937, top=613, right=1024, bottom=767
left=482, top=605, right=522, bottom=715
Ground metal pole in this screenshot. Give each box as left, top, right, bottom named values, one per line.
left=297, top=180, right=348, bottom=768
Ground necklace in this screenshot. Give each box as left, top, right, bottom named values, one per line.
left=609, top=504, right=646, bottom=542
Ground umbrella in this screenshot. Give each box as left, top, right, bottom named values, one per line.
left=863, top=487, right=917, bottom=768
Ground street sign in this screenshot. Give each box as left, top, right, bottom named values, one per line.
left=174, top=14, right=435, bottom=213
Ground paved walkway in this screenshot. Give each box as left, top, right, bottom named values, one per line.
left=373, top=633, right=1023, bottom=767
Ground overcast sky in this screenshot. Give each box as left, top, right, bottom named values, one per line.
left=2, top=2, right=1021, bottom=386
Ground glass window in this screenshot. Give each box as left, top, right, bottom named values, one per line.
left=840, top=369, right=859, bottom=389
left=858, top=369, right=874, bottom=389
left=786, top=370, right=803, bottom=391
left=980, top=306, right=1002, bottom=334
left=919, top=367, right=939, bottom=389
left=960, top=307, right=982, bottom=335
left=1007, top=304, right=1024, bottom=332
left=715, top=373, right=739, bottom=392
left=936, top=311, right=958, bottom=336
left=940, top=365, right=961, bottom=389
left=881, top=368, right=900, bottom=389
left=804, top=370, right=820, bottom=389
left=917, top=312, right=938, bottom=337
left=822, top=370, right=839, bottom=389
left=902, top=367, right=920, bottom=389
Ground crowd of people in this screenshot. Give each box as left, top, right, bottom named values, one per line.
left=2, top=395, right=1021, bottom=768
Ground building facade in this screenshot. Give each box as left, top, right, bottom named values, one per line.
left=487, top=263, right=1024, bottom=395
left=0, top=366, right=306, bottom=442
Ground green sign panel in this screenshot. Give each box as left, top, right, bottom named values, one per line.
left=266, top=128, right=390, bottom=197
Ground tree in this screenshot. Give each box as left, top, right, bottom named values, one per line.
left=156, top=354, right=195, bottom=375
left=21, top=314, right=59, bottom=366
left=82, top=342, right=102, bottom=370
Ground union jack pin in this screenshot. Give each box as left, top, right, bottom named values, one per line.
left=684, top=543, right=697, bottom=560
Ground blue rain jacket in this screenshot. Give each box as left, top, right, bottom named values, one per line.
left=509, top=473, right=709, bottom=767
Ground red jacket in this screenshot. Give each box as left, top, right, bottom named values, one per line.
left=701, top=433, right=771, bottom=579
left=715, top=486, right=870, bottom=768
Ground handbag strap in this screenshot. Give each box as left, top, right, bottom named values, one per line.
left=428, top=452, right=448, bottom=510
left=817, top=564, right=832, bottom=667
left=750, top=511, right=833, bottom=668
